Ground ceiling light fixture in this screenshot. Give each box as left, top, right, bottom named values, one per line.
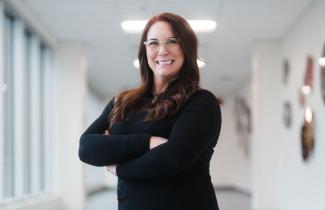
left=121, top=20, right=147, bottom=34
left=122, top=19, right=217, bottom=34
left=188, top=20, right=217, bottom=33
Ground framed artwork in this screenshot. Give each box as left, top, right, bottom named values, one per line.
left=283, top=101, right=292, bottom=129
left=299, top=56, right=314, bottom=107
left=320, top=44, right=325, bottom=104
left=304, top=56, right=314, bottom=89
left=234, top=97, right=251, bottom=157
left=321, top=65, right=325, bottom=104
left=283, top=59, right=290, bottom=85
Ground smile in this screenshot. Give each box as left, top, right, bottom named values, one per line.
left=156, top=60, right=175, bottom=65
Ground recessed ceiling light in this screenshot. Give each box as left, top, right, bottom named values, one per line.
left=133, top=59, right=140, bottom=68
left=122, top=19, right=217, bottom=34
left=121, top=20, right=147, bottom=34
left=188, top=20, right=217, bottom=33
left=133, top=58, right=205, bottom=69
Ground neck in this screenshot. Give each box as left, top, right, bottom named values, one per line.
left=153, top=79, right=167, bottom=95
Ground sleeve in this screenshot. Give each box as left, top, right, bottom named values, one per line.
left=78, top=98, right=151, bottom=167
left=116, top=91, right=222, bottom=180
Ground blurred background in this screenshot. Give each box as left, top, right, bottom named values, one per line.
left=0, top=0, right=324, bottom=210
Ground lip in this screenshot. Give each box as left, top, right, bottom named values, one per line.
left=156, top=59, right=175, bottom=65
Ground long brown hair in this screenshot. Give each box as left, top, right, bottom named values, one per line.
left=109, top=12, right=200, bottom=128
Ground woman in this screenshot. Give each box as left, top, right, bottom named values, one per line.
left=79, top=12, right=222, bottom=210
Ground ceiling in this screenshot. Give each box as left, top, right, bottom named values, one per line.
left=21, top=0, right=316, bottom=98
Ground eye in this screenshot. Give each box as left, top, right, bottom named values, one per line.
left=166, top=39, right=178, bottom=45
left=147, top=40, right=159, bottom=46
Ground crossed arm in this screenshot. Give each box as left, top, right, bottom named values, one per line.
left=78, top=98, right=167, bottom=166
left=110, top=91, right=222, bottom=181
left=79, top=91, right=221, bottom=181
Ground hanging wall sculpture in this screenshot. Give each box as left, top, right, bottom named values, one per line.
left=299, top=55, right=315, bottom=162
left=320, top=43, right=325, bottom=104
left=304, top=56, right=314, bottom=88
left=301, top=108, right=314, bottom=161
left=282, top=58, right=292, bottom=129
left=299, top=56, right=314, bottom=107
left=234, top=97, right=251, bottom=157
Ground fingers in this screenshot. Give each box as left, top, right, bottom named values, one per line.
left=150, top=136, right=168, bottom=149
left=103, top=129, right=110, bottom=135
left=157, top=136, right=168, bottom=142
left=106, top=165, right=117, bottom=176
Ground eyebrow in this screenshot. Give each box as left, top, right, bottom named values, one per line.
left=147, top=36, right=177, bottom=41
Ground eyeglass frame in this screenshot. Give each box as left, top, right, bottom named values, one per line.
left=143, top=37, right=181, bottom=52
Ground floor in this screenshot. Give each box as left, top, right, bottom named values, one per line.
left=86, top=188, right=252, bottom=210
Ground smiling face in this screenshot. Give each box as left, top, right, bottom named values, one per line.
left=146, top=21, right=184, bottom=85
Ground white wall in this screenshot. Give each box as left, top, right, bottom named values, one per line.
left=251, top=0, right=325, bottom=209
left=211, top=84, right=252, bottom=193
left=280, top=0, right=325, bottom=209
left=52, top=43, right=88, bottom=210
left=252, top=40, right=283, bottom=210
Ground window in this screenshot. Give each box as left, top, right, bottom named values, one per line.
left=1, top=10, right=53, bottom=203
left=23, top=29, right=32, bottom=195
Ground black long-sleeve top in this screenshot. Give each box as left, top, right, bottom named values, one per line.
left=79, top=89, right=222, bottom=210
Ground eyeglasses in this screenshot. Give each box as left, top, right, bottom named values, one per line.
left=143, top=38, right=181, bottom=52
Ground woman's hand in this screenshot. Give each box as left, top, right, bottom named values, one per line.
left=103, top=129, right=117, bottom=176
left=104, top=133, right=166, bottom=176
left=103, top=129, right=109, bottom=135
left=150, top=136, right=168, bottom=150
left=106, top=164, right=117, bottom=176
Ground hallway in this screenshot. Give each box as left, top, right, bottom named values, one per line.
left=1, top=0, right=325, bottom=210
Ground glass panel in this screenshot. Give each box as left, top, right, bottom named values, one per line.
left=2, top=11, right=53, bottom=201
left=23, top=30, right=32, bottom=195
left=3, top=13, right=15, bottom=199
left=39, top=44, right=46, bottom=191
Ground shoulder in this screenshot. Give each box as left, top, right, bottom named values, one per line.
left=189, top=89, right=219, bottom=105
left=101, top=97, right=115, bottom=116
left=192, top=89, right=217, bottom=98
left=182, top=89, right=220, bottom=112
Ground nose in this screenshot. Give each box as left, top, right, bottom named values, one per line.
left=157, top=43, right=169, bottom=56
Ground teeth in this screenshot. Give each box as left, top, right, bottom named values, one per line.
left=157, top=60, right=173, bottom=65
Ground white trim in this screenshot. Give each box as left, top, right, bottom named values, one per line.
left=0, top=194, right=62, bottom=210
left=43, top=49, right=53, bottom=191
left=0, top=0, right=5, bottom=200
left=30, top=36, right=41, bottom=194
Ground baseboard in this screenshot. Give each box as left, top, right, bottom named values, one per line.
left=87, top=186, right=112, bottom=197
left=214, top=185, right=251, bottom=197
